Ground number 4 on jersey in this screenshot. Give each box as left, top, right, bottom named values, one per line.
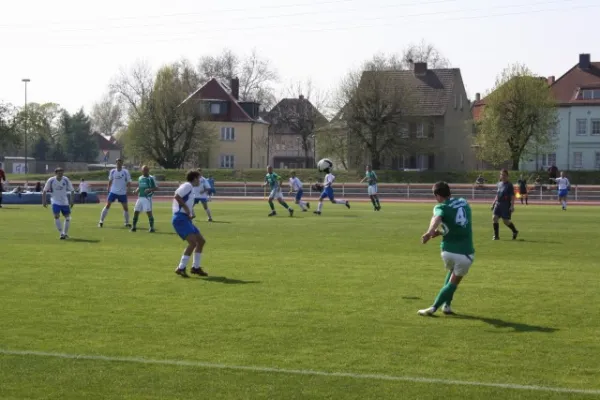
left=455, top=207, right=468, bottom=227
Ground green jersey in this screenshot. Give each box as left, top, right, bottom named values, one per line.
left=433, top=197, right=475, bottom=255
left=138, top=175, right=157, bottom=198
left=365, top=171, right=377, bottom=185
left=265, top=173, right=281, bottom=190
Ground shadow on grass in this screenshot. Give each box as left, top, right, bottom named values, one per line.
left=0, top=206, right=21, bottom=210
left=401, top=296, right=422, bottom=301
left=512, top=239, right=562, bottom=244
left=454, top=314, right=558, bottom=333
left=201, top=276, right=261, bottom=284
left=67, top=238, right=101, bottom=243
left=207, top=221, right=232, bottom=224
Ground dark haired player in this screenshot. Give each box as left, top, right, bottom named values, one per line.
left=172, top=170, right=208, bottom=278
left=419, top=181, right=474, bottom=316
left=491, top=169, right=519, bottom=240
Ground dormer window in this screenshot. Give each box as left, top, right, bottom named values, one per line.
left=578, top=89, right=600, bottom=100
left=210, top=103, right=221, bottom=114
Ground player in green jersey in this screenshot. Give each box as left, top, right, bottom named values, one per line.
left=359, top=165, right=381, bottom=211
left=418, top=181, right=475, bottom=316
left=262, top=165, right=294, bottom=217
left=131, top=165, right=157, bottom=232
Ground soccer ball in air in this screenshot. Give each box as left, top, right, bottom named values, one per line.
left=317, top=158, right=333, bottom=172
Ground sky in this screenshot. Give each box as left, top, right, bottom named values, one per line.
left=1, top=0, right=598, bottom=114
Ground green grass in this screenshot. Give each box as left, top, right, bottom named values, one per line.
left=0, top=201, right=599, bottom=399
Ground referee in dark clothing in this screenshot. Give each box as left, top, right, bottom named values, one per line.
left=491, top=169, right=519, bottom=240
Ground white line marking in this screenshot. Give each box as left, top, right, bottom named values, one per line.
left=1, top=349, right=598, bottom=396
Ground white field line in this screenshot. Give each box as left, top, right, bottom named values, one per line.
left=1, top=349, right=599, bottom=396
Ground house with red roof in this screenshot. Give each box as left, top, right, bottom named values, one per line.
left=182, top=77, right=269, bottom=169
left=92, top=132, right=121, bottom=165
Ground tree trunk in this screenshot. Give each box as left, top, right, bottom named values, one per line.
left=371, top=154, right=381, bottom=170
left=511, top=156, right=520, bottom=171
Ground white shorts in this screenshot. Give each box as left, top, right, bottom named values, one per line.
left=368, top=184, right=378, bottom=195
left=269, top=189, right=284, bottom=200
left=441, top=251, right=474, bottom=277
left=134, top=197, right=153, bottom=212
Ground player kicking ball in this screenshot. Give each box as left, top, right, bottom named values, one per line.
left=131, top=165, right=157, bottom=232
left=172, top=170, right=208, bottom=278
left=42, top=167, right=75, bottom=240
left=313, top=164, right=350, bottom=215
left=418, top=181, right=475, bottom=316
left=263, top=165, right=293, bottom=217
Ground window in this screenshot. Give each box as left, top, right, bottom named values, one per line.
left=417, top=154, right=429, bottom=170
left=596, top=152, right=600, bottom=169
left=399, top=122, right=409, bottom=138
left=459, top=95, right=463, bottom=110
left=542, top=153, right=556, bottom=167
left=592, top=119, right=600, bottom=135
left=573, top=152, right=582, bottom=168
left=210, top=103, right=221, bottom=114
left=220, top=154, right=235, bottom=168
left=416, top=122, right=426, bottom=138
left=581, top=89, right=600, bottom=100
left=576, top=119, right=587, bottom=135
left=220, top=127, right=235, bottom=141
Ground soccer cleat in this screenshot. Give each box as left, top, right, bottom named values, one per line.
left=442, top=304, right=454, bottom=315
left=302, top=209, right=308, bottom=212
left=175, top=268, right=189, bottom=278
left=268, top=211, right=277, bottom=217
left=191, top=267, right=208, bottom=277
left=418, top=307, right=437, bottom=316
left=149, top=228, right=155, bottom=233
left=493, top=236, right=499, bottom=240
left=125, top=223, right=132, bottom=228
left=130, top=227, right=137, bottom=232
left=306, top=202, right=310, bottom=209
left=98, top=222, right=103, bottom=228
left=345, top=201, right=351, bottom=209
left=512, top=231, right=519, bottom=240
left=313, top=211, right=321, bottom=215
left=377, top=205, right=381, bottom=211
left=59, top=234, right=66, bottom=240
left=208, top=218, right=213, bottom=222
left=289, top=208, right=294, bottom=217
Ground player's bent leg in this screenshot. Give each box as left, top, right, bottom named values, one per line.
left=503, top=217, right=519, bottom=240
left=190, top=233, right=208, bottom=276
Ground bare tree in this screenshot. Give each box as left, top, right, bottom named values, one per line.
left=110, top=60, right=215, bottom=168
left=91, top=93, right=125, bottom=136
left=198, top=49, right=278, bottom=109
left=401, top=39, right=450, bottom=69
left=0, top=102, right=19, bottom=150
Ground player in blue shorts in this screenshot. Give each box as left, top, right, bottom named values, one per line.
left=172, top=170, right=208, bottom=278
left=553, top=172, right=570, bottom=210
left=207, top=175, right=215, bottom=198
left=99, top=158, right=132, bottom=228
left=192, top=168, right=213, bottom=222
left=288, top=171, right=309, bottom=211
left=42, top=167, right=75, bottom=240
left=313, top=165, right=350, bottom=215
left=491, top=169, right=519, bottom=240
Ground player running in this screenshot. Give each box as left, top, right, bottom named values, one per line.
left=313, top=166, right=350, bottom=215
left=131, top=165, right=157, bottom=232
left=553, top=171, right=570, bottom=210
left=98, top=158, right=132, bottom=228
left=288, top=171, right=309, bottom=212
left=263, top=166, right=294, bottom=217
left=42, top=167, right=75, bottom=240
left=193, top=168, right=213, bottom=222
left=172, top=170, right=208, bottom=278
left=491, top=169, right=519, bottom=240
left=517, top=174, right=528, bottom=205
left=418, top=181, right=475, bottom=316
left=359, top=165, right=381, bottom=211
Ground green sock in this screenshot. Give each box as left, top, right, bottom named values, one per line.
left=268, top=200, right=275, bottom=211
left=132, top=214, right=139, bottom=227
left=280, top=201, right=289, bottom=209
left=148, top=216, right=154, bottom=228
left=443, top=271, right=452, bottom=306
left=375, top=196, right=380, bottom=206
left=370, top=196, right=377, bottom=207
left=433, top=283, right=458, bottom=309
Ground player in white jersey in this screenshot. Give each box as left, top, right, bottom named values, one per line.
left=288, top=171, right=309, bottom=212
left=98, top=158, right=132, bottom=228
left=172, top=170, right=208, bottom=278
left=313, top=165, right=350, bottom=215
left=192, top=168, right=213, bottom=222
left=553, top=171, right=570, bottom=210
left=42, top=167, right=75, bottom=240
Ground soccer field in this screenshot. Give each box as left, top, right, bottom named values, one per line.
left=0, top=201, right=599, bottom=399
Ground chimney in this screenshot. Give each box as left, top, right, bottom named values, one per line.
left=230, top=77, right=240, bottom=100
left=413, top=62, right=427, bottom=75
left=547, top=76, right=555, bottom=85
left=579, top=53, right=591, bottom=70
left=475, top=93, right=481, bottom=101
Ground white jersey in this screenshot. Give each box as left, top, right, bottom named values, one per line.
left=79, top=182, right=89, bottom=193
left=323, top=173, right=335, bottom=187
left=108, top=168, right=131, bottom=195
left=173, top=182, right=196, bottom=216
left=44, top=176, right=74, bottom=206
left=555, top=177, right=570, bottom=190
left=193, top=177, right=212, bottom=199
left=289, top=177, right=303, bottom=192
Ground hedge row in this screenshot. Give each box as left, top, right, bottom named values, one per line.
left=8, top=169, right=600, bottom=184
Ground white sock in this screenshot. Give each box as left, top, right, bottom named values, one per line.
left=317, top=202, right=323, bottom=212
left=205, top=208, right=212, bottom=219
left=335, top=199, right=346, bottom=205
left=54, top=218, right=63, bottom=233
left=193, top=252, right=202, bottom=269
left=562, top=200, right=567, bottom=208
left=100, top=207, right=109, bottom=222
left=64, top=217, right=71, bottom=235
left=178, top=255, right=190, bottom=270
left=124, top=211, right=130, bottom=224
left=298, top=201, right=307, bottom=210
